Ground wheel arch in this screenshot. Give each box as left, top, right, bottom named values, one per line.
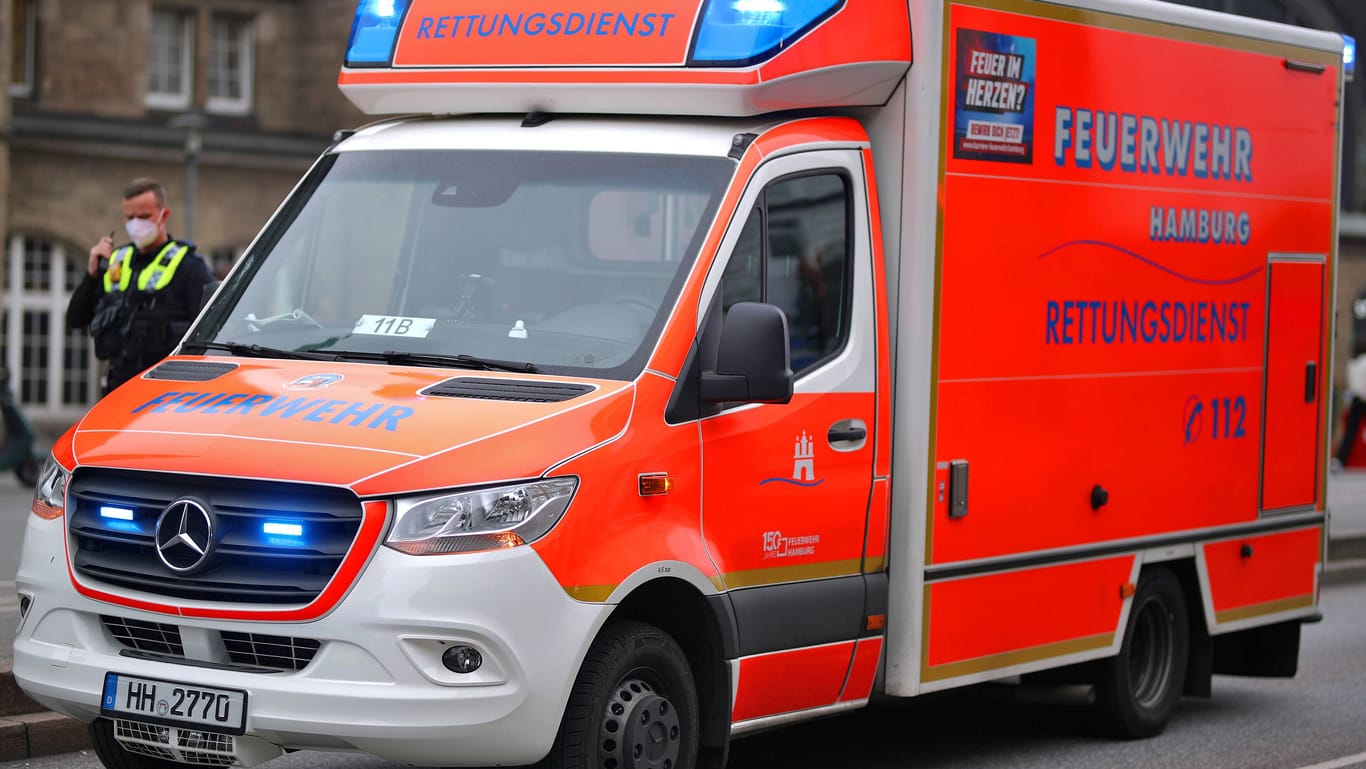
left=605, top=576, right=737, bottom=767
left=1151, top=557, right=1213, bottom=698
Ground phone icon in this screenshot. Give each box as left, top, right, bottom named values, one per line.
left=1183, top=396, right=1204, bottom=445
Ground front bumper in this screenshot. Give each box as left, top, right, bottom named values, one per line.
left=13, top=513, right=611, bottom=766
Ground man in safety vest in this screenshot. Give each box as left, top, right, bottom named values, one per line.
left=66, top=177, right=212, bottom=395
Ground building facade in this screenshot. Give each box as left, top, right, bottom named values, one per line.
left=3, top=0, right=1366, bottom=438
left=2, top=0, right=363, bottom=430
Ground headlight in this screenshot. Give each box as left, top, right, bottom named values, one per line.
left=386, top=477, right=578, bottom=555
left=32, top=455, right=70, bottom=520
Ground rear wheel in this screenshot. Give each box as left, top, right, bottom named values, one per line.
left=1092, top=567, right=1190, bottom=738
left=89, top=719, right=191, bottom=769
left=540, top=621, right=699, bottom=769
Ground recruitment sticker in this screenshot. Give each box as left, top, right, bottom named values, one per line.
left=953, top=28, right=1036, bottom=163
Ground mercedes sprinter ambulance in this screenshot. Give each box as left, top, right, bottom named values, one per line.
left=13, top=1, right=1351, bottom=768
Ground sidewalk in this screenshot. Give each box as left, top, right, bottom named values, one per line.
left=1327, top=468, right=1366, bottom=566
left=1, top=471, right=1364, bottom=760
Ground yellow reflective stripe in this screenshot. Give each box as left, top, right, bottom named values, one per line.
left=102, top=247, right=135, bottom=293
left=135, top=243, right=189, bottom=291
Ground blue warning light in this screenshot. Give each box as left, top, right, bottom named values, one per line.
left=691, top=0, right=844, bottom=67
left=346, top=0, right=411, bottom=67
left=262, top=521, right=308, bottom=547
left=100, top=506, right=134, bottom=520
left=263, top=522, right=304, bottom=537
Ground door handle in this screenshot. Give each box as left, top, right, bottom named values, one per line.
left=828, top=426, right=867, bottom=443
left=1305, top=361, right=1317, bottom=403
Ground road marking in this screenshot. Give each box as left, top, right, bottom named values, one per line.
left=1294, top=751, right=1366, bottom=769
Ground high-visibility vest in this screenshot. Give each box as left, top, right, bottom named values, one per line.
left=102, top=241, right=190, bottom=294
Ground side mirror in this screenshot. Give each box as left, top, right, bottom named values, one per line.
left=701, top=302, right=793, bottom=404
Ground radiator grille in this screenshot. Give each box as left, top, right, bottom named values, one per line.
left=101, top=615, right=323, bottom=672
left=115, top=720, right=237, bottom=766
left=69, top=469, right=363, bottom=605
left=115, top=720, right=179, bottom=761
left=102, top=615, right=185, bottom=656
left=220, top=631, right=321, bottom=671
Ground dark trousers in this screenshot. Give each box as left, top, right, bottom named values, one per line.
left=1338, top=398, right=1366, bottom=465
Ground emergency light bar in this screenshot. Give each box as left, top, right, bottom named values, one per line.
left=346, top=0, right=412, bottom=66
left=345, top=0, right=846, bottom=69
left=693, top=0, right=843, bottom=65
left=337, top=0, right=911, bottom=117
left=1345, top=35, right=1356, bottom=81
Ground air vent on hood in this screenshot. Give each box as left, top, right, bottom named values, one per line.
left=422, top=377, right=595, bottom=403
left=146, top=360, right=238, bottom=381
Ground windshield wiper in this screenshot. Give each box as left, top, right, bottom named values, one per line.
left=336, top=349, right=537, bottom=373
left=186, top=341, right=342, bottom=362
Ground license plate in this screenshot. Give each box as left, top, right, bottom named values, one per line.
left=101, top=673, right=247, bottom=734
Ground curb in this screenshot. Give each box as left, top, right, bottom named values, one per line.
left=0, top=660, right=92, bottom=761
left=1327, top=533, right=1366, bottom=562
left=0, top=710, right=91, bottom=762
left=1323, top=556, right=1366, bottom=585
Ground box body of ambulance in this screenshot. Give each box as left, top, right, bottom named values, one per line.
left=12, top=1, right=1347, bottom=767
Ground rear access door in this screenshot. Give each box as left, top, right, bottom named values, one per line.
left=1260, top=255, right=1327, bottom=512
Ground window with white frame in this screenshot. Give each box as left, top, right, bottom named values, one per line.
left=9, top=0, right=36, bottom=97
left=146, top=8, right=194, bottom=110
left=207, top=14, right=254, bottom=114
left=3, top=235, right=101, bottom=417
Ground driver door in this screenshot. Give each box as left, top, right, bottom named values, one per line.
left=699, top=149, right=879, bottom=721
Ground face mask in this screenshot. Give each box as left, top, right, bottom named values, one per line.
left=125, top=216, right=160, bottom=248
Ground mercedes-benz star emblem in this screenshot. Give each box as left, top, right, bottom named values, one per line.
left=154, top=499, right=216, bottom=574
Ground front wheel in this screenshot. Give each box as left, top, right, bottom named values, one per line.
left=540, top=621, right=699, bottom=769
left=1092, top=567, right=1190, bottom=738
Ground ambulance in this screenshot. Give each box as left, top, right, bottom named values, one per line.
left=12, top=1, right=1351, bottom=768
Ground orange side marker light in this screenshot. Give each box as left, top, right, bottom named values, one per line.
left=866, top=614, right=886, bottom=631
left=639, top=473, right=673, bottom=497
left=32, top=499, right=64, bottom=520
left=1119, top=582, right=1136, bottom=599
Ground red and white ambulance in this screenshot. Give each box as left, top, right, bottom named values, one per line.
left=13, top=1, right=1351, bottom=768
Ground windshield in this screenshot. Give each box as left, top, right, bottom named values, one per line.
left=189, top=149, right=734, bottom=379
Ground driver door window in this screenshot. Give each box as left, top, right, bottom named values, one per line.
left=720, top=172, right=850, bottom=375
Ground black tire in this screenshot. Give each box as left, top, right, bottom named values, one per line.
left=90, top=718, right=191, bottom=769
left=1092, top=567, right=1190, bottom=738
left=15, top=454, right=39, bottom=487
left=540, top=621, right=699, bottom=769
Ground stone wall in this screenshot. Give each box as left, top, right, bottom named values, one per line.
left=6, top=0, right=363, bottom=273
left=29, top=1, right=138, bottom=118
left=8, top=147, right=310, bottom=262
left=27, top=0, right=364, bottom=133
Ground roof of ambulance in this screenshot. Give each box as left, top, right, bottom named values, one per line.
left=336, top=115, right=769, bottom=157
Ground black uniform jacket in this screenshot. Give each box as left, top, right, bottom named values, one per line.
left=67, top=238, right=212, bottom=391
